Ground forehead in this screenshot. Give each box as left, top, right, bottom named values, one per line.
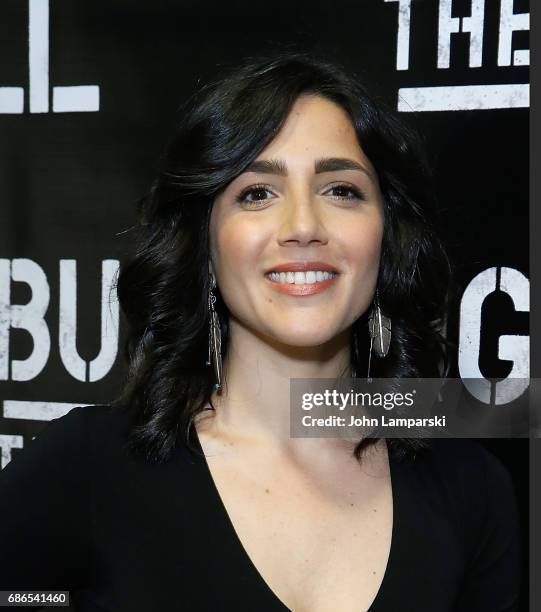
left=259, top=94, right=365, bottom=161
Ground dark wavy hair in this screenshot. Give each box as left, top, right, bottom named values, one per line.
left=112, top=51, right=454, bottom=464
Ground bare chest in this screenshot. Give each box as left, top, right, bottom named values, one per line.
left=198, top=436, right=393, bottom=612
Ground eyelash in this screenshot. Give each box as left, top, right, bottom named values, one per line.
left=235, top=183, right=366, bottom=207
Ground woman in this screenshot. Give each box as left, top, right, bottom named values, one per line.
left=0, top=52, right=521, bottom=611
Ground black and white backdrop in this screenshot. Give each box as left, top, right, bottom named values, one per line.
left=0, top=0, right=530, bottom=602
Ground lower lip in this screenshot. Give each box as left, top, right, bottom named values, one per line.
left=264, top=274, right=339, bottom=295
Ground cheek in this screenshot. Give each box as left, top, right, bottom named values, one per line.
left=213, top=216, right=268, bottom=277
left=343, top=216, right=384, bottom=273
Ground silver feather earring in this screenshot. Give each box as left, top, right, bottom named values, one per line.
left=367, top=289, right=391, bottom=382
left=206, top=274, right=223, bottom=391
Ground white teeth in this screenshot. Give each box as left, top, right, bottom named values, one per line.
left=267, top=270, right=337, bottom=284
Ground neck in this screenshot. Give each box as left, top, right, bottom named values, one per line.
left=207, top=316, right=352, bottom=445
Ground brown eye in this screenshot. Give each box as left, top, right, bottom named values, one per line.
left=326, top=184, right=365, bottom=200
left=235, top=184, right=274, bottom=207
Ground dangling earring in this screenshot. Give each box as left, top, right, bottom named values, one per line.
left=206, top=274, right=223, bottom=390
left=350, top=326, right=361, bottom=379
left=367, top=289, right=391, bottom=382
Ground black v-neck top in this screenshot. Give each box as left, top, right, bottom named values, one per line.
left=0, top=405, right=522, bottom=611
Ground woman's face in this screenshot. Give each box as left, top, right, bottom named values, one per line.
left=209, top=94, right=384, bottom=348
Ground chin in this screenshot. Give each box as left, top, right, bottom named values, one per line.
left=267, top=326, right=341, bottom=349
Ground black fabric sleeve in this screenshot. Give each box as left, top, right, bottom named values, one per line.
left=0, top=406, right=91, bottom=607
left=454, top=446, right=522, bottom=612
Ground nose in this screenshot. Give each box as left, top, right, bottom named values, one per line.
left=276, top=190, right=328, bottom=247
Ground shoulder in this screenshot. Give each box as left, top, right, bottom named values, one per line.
left=45, top=403, right=134, bottom=443
left=44, top=403, right=134, bottom=446
left=416, top=440, right=523, bottom=608
left=406, top=438, right=520, bottom=549
left=407, top=437, right=518, bottom=507
left=12, top=403, right=131, bottom=439
left=419, top=437, right=516, bottom=493
left=58, top=403, right=132, bottom=430
left=0, top=406, right=128, bottom=591
left=0, top=404, right=134, bottom=483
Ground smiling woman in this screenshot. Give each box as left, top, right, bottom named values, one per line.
left=116, top=52, right=454, bottom=467
left=0, top=51, right=521, bottom=612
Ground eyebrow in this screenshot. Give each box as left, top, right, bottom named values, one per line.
left=243, top=157, right=374, bottom=180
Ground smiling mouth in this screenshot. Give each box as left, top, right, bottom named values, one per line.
left=265, top=270, right=338, bottom=284
left=264, top=270, right=339, bottom=296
